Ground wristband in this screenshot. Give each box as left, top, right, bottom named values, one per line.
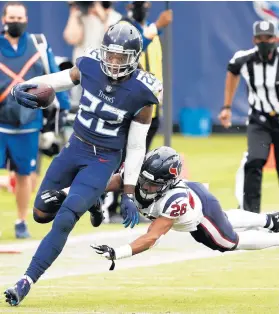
left=114, top=244, right=133, bottom=260
left=222, top=105, right=232, bottom=110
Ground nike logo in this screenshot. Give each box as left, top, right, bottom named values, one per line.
left=99, top=158, right=110, bottom=163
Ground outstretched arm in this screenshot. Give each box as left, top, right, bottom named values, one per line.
left=92, top=216, right=174, bottom=263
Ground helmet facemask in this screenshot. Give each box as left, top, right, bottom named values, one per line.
left=100, top=44, right=140, bottom=80
left=138, top=173, right=174, bottom=200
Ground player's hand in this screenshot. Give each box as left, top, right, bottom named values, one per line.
left=120, top=194, right=140, bottom=228
left=91, top=244, right=116, bottom=260
left=218, top=108, right=232, bottom=128
left=155, top=9, right=173, bottom=29
left=91, top=244, right=116, bottom=270
left=12, top=84, right=39, bottom=109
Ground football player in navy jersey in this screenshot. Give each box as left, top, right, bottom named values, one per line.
left=4, top=22, right=162, bottom=306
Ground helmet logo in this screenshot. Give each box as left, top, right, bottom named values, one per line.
left=108, top=44, right=124, bottom=51
left=169, top=165, right=178, bottom=177
left=142, top=170, right=154, bottom=180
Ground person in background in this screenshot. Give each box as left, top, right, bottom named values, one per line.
left=0, top=1, right=70, bottom=238
left=63, top=1, right=122, bottom=109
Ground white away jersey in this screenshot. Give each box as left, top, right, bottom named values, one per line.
left=137, top=180, right=204, bottom=232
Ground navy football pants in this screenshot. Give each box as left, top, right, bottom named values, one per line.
left=26, top=134, right=121, bottom=282
left=188, top=182, right=239, bottom=252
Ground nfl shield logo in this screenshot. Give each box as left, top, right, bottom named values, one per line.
left=105, top=85, right=112, bottom=93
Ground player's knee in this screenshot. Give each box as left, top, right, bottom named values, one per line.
left=245, top=158, right=266, bottom=169
left=33, top=208, right=55, bottom=224
left=63, top=193, right=89, bottom=216
left=52, top=207, right=78, bottom=234
left=34, top=189, right=66, bottom=214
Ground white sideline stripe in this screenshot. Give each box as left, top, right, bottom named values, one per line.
left=201, top=217, right=236, bottom=249
left=0, top=227, right=149, bottom=251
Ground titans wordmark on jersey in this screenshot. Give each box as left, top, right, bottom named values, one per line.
left=73, top=49, right=162, bottom=150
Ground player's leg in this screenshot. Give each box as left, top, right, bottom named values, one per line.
left=188, top=182, right=239, bottom=252
left=24, top=148, right=121, bottom=285
left=225, top=209, right=279, bottom=232
left=188, top=183, right=279, bottom=252
left=32, top=135, right=79, bottom=223
left=7, top=131, right=40, bottom=238
left=4, top=137, right=121, bottom=306
left=236, top=229, right=279, bottom=250
left=33, top=189, right=67, bottom=224
left=37, top=188, right=104, bottom=227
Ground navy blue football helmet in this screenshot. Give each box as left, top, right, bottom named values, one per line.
left=100, top=22, right=143, bottom=80
left=138, top=146, right=182, bottom=200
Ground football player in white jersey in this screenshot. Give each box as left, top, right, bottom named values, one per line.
left=38, top=146, right=279, bottom=270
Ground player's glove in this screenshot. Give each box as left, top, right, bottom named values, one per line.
left=91, top=244, right=116, bottom=271
left=11, top=84, right=39, bottom=109
left=120, top=193, right=140, bottom=228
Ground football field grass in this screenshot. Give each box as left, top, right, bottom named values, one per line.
left=0, top=134, right=279, bottom=313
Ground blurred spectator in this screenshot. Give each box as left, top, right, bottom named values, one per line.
left=63, top=1, right=121, bottom=109
left=104, top=1, right=172, bottom=222
left=0, top=1, right=70, bottom=238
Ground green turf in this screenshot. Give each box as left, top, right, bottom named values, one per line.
left=0, top=249, right=278, bottom=313
left=1, top=134, right=278, bottom=241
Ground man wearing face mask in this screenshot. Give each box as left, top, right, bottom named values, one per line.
left=0, top=2, right=70, bottom=238
left=218, top=20, right=279, bottom=213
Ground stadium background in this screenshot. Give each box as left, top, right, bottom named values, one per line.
left=0, top=1, right=262, bottom=128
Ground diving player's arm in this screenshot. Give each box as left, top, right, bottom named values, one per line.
left=123, top=105, right=152, bottom=194
left=128, top=216, right=174, bottom=254
left=93, top=216, right=174, bottom=261
left=24, top=66, right=81, bottom=92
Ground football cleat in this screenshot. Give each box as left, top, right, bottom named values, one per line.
left=4, top=278, right=31, bottom=306
left=88, top=198, right=104, bottom=227
left=269, top=212, right=279, bottom=232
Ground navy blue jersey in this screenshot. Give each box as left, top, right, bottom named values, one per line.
left=73, top=49, right=162, bottom=150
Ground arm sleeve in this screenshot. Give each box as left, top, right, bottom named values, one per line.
left=47, top=46, right=71, bottom=110
left=124, top=121, right=150, bottom=186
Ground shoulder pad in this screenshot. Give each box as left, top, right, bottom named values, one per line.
left=84, top=48, right=101, bottom=62
left=136, top=70, right=163, bottom=99
left=160, top=191, right=190, bottom=219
